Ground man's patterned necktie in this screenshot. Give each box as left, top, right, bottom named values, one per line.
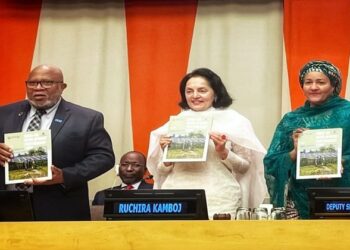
left=27, top=109, right=46, bottom=131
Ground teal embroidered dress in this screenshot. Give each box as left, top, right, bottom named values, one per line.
left=264, top=96, right=350, bottom=218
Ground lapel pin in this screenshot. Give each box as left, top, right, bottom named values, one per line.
left=54, top=118, right=63, bottom=123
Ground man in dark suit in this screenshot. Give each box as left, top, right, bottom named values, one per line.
left=92, top=151, right=153, bottom=205
left=0, top=64, right=115, bottom=220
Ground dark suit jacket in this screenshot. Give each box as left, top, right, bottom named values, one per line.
left=92, top=179, right=153, bottom=205
left=0, top=99, right=115, bottom=220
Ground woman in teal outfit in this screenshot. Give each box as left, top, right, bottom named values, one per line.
left=264, top=60, right=350, bottom=219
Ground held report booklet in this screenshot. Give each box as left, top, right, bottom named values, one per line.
left=163, top=114, right=212, bottom=162
left=4, top=130, right=52, bottom=184
left=296, top=128, right=342, bottom=180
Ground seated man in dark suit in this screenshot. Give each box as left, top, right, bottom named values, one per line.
left=92, top=151, right=153, bottom=205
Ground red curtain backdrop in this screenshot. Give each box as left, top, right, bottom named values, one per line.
left=0, top=0, right=42, bottom=105
left=125, top=0, right=198, bottom=154
left=1, top=0, right=350, bottom=153
left=284, top=0, right=350, bottom=109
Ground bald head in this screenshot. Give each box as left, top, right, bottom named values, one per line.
left=29, top=64, right=64, bottom=82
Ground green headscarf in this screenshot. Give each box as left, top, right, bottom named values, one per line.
left=299, top=60, right=342, bottom=95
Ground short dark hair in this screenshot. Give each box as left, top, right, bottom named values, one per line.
left=178, top=68, right=233, bottom=109
left=120, top=151, right=147, bottom=167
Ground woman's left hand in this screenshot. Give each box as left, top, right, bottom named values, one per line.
left=210, top=132, right=229, bottom=160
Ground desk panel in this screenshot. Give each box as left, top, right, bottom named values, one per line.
left=0, top=220, right=349, bottom=250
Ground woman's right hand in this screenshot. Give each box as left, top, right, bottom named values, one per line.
left=289, top=128, right=306, bottom=161
left=159, top=136, right=174, bottom=167
left=0, top=143, right=13, bottom=167
left=159, top=135, right=172, bottom=150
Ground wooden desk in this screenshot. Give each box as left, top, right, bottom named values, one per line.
left=0, top=220, right=349, bottom=250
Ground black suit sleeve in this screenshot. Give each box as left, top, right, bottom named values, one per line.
left=92, top=190, right=105, bottom=205
left=60, top=112, right=115, bottom=189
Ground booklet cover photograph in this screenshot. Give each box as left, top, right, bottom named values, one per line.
left=296, top=128, right=342, bottom=180
left=163, top=115, right=212, bottom=162
left=5, top=130, right=52, bottom=184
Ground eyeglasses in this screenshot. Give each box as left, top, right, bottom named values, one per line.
left=25, top=80, right=64, bottom=89
left=120, top=162, right=144, bottom=168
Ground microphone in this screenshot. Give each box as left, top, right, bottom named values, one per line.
left=145, top=174, right=153, bottom=180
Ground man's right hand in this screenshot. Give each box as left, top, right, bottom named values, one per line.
left=0, top=143, right=13, bottom=167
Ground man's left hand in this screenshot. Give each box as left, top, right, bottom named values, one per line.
left=24, top=165, right=64, bottom=185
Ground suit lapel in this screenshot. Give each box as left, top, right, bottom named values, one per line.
left=112, top=185, right=122, bottom=190
left=139, top=180, right=152, bottom=189
left=4, top=101, right=30, bottom=133
left=50, top=99, right=71, bottom=141
left=139, top=180, right=146, bottom=189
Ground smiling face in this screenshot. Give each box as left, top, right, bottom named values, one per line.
left=26, top=65, right=67, bottom=109
left=302, top=71, right=335, bottom=107
left=184, top=76, right=215, bottom=111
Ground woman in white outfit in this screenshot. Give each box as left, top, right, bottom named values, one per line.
left=147, top=68, right=267, bottom=219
